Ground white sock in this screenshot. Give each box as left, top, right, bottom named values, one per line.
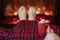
left=28, top=7, right=36, bottom=21
left=18, top=6, right=26, bottom=20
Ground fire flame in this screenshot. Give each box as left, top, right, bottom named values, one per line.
left=14, top=12, right=18, bottom=16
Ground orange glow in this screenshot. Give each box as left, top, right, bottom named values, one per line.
left=36, top=11, right=40, bottom=14
left=7, top=13, right=13, bottom=16
left=14, top=12, right=18, bottom=16
left=37, top=8, right=41, bottom=11
left=49, top=11, right=53, bottom=16
left=36, top=8, right=41, bottom=14
left=42, top=6, right=46, bottom=12
left=44, top=11, right=50, bottom=16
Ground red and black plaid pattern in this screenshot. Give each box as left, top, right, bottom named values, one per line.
left=0, top=27, right=5, bottom=40
left=0, top=20, right=59, bottom=40
left=0, top=27, right=10, bottom=40
left=9, top=20, right=43, bottom=40
left=0, top=26, right=14, bottom=40
left=38, top=23, right=58, bottom=37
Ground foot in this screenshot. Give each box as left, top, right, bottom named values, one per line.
left=28, top=7, right=36, bottom=21
left=18, top=6, right=26, bottom=20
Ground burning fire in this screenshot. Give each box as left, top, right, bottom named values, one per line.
left=36, top=11, right=40, bottom=14
left=14, top=12, right=18, bottom=16
left=49, top=11, right=53, bottom=16
left=44, top=11, right=50, bottom=16
left=36, top=8, right=41, bottom=14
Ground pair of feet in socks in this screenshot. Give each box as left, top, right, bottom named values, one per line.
left=18, top=6, right=36, bottom=21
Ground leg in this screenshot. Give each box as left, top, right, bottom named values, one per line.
left=10, top=6, right=27, bottom=40
left=28, top=7, right=36, bottom=21
left=23, top=7, right=42, bottom=40
left=18, top=6, right=27, bottom=20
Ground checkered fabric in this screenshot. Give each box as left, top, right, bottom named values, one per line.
left=0, top=27, right=5, bottom=40
left=0, top=26, right=13, bottom=40
left=9, top=20, right=43, bottom=40
left=0, top=21, right=60, bottom=40
left=38, top=23, right=58, bottom=37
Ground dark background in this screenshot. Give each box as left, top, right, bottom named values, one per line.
left=0, top=0, right=3, bottom=21
left=55, top=0, right=60, bottom=29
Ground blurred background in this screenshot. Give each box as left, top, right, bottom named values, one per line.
left=0, top=0, right=60, bottom=29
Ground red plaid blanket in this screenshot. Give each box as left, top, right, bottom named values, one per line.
left=0, top=20, right=59, bottom=40
left=9, top=20, right=43, bottom=40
